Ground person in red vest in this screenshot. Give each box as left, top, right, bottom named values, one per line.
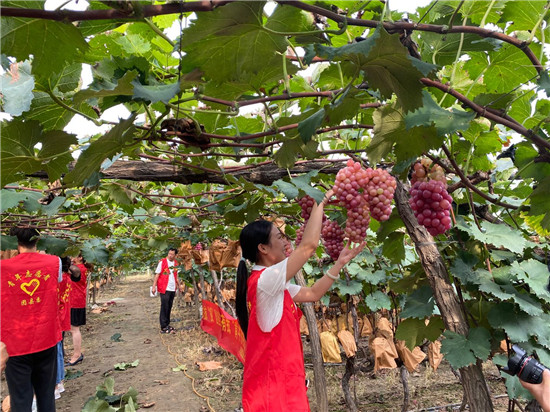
left=1, top=226, right=62, bottom=412
left=151, top=248, right=180, bottom=334
left=236, top=190, right=365, bottom=411
left=55, top=257, right=80, bottom=398
left=66, top=254, right=87, bottom=366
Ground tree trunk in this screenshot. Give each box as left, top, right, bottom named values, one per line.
left=191, top=271, right=201, bottom=320
left=394, top=179, right=494, bottom=412
left=342, top=356, right=358, bottom=412
left=198, top=269, right=207, bottom=301
left=400, top=365, right=410, bottom=412
left=210, top=270, right=225, bottom=307
left=30, top=159, right=346, bottom=185
left=294, top=270, right=329, bottom=412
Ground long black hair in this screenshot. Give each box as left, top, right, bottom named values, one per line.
left=236, top=220, right=273, bottom=339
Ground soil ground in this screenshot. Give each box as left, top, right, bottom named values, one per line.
left=0, top=274, right=520, bottom=411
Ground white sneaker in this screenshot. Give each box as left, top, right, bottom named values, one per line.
left=54, top=387, right=61, bottom=400
left=58, top=382, right=65, bottom=393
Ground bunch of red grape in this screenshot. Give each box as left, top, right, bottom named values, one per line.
left=298, top=196, right=315, bottom=220
left=344, top=202, right=371, bottom=243
left=194, top=242, right=203, bottom=250
left=365, top=168, right=396, bottom=222
left=321, top=219, right=345, bottom=260
left=295, top=224, right=305, bottom=246
left=411, top=159, right=446, bottom=184
left=333, top=159, right=396, bottom=244
left=409, top=180, right=452, bottom=236
left=409, top=158, right=453, bottom=236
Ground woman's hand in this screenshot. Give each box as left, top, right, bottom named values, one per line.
left=336, top=241, right=366, bottom=267
left=520, top=369, right=550, bottom=412
left=322, top=189, right=334, bottom=206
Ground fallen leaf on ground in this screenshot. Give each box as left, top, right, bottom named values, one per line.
left=196, top=361, right=223, bottom=371
left=154, top=380, right=169, bottom=385
left=141, top=402, right=156, bottom=408
left=143, top=338, right=152, bottom=344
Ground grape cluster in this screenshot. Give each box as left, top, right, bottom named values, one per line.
left=344, top=202, right=371, bottom=244
left=295, top=224, right=305, bottom=246
left=298, top=196, right=315, bottom=220
left=194, top=242, right=203, bottom=250
left=321, top=220, right=345, bottom=260
left=411, top=159, right=446, bottom=184
left=365, top=168, right=396, bottom=222
left=409, top=180, right=452, bottom=236
left=332, top=159, right=396, bottom=245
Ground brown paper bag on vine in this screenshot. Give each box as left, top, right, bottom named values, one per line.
left=428, top=340, right=444, bottom=371
left=371, top=336, right=398, bottom=371
left=220, top=239, right=241, bottom=269
left=396, top=340, right=427, bottom=372
left=320, top=331, right=342, bottom=363
left=337, top=330, right=357, bottom=357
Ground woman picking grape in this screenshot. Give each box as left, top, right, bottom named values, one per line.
left=236, top=189, right=365, bottom=411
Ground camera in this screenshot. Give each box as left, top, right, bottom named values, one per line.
left=502, top=345, right=548, bottom=384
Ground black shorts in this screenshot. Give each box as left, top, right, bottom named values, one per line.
left=71, top=308, right=86, bottom=326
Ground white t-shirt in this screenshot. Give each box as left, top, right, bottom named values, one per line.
left=253, top=258, right=301, bottom=333
left=155, top=259, right=176, bottom=292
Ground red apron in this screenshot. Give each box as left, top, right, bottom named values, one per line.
left=242, top=268, right=309, bottom=412
left=1, top=253, right=61, bottom=356
left=157, top=258, right=178, bottom=294
left=70, top=263, right=87, bottom=308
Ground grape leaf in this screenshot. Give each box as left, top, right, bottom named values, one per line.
left=1, top=15, right=88, bottom=77
left=500, top=1, right=550, bottom=32
left=0, top=60, right=34, bottom=116
left=132, top=80, right=180, bottom=104
left=37, top=236, right=68, bottom=256
left=455, top=217, right=528, bottom=254
left=370, top=104, right=442, bottom=165
left=538, top=70, right=550, bottom=97
left=308, top=27, right=436, bottom=113
left=510, top=259, right=550, bottom=303
left=395, top=317, right=444, bottom=350
left=488, top=303, right=550, bottom=350
left=180, top=2, right=287, bottom=83
left=364, top=290, right=391, bottom=311
left=405, top=91, right=475, bottom=136
left=381, top=231, right=405, bottom=264
left=0, top=190, right=30, bottom=212
left=337, top=280, right=364, bottom=296
left=64, top=114, right=137, bottom=187
left=298, top=108, right=325, bottom=143
left=484, top=45, right=535, bottom=93
left=400, top=285, right=435, bottom=319
left=441, top=328, right=491, bottom=369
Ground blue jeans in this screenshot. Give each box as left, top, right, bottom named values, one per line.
left=56, top=340, right=64, bottom=384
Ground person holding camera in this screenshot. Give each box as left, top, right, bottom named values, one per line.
left=520, top=370, right=550, bottom=412
left=236, top=190, right=365, bottom=411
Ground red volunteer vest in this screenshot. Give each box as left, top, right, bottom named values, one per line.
left=58, top=272, right=72, bottom=331
left=157, top=258, right=178, bottom=294
left=70, top=263, right=87, bottom=308
left=242, top=268, right=309, bottom=412
left=0, top=253, right=62, bottom=356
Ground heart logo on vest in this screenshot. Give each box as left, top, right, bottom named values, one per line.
left=21, top=279, right=40, bottom=296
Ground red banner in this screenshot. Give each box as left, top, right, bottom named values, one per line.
left=200, top=300, right=246, bottom=364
